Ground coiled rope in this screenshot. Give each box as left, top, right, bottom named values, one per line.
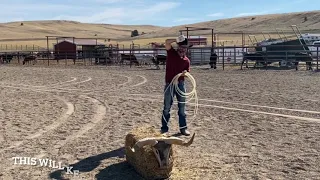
left=162, top=71, right=198, bottom=129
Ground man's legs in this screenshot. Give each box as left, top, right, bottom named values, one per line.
left=161, top=83, right=174, bottom=133
left=176, top=81, right=190, bottom=136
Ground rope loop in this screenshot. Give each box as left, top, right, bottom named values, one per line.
left=163, top=71, right=198, bottom=124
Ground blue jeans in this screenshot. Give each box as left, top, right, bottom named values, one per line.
left=161, top=80, right=187, bottom=132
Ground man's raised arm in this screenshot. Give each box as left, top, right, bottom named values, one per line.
left=165, top=39, right=176, bottom=50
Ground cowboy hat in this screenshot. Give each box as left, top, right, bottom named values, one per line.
left=176, top=35, right=193, bottom=48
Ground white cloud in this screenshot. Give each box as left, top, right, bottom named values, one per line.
left=53, top=8, right=126, bottom=23
left=0, top=1, right=180, bottom=24
left=207, top=13, right=224, bottom=17
left=235, top=11, right=269, bottom=17
left=52, top=2, right=180, bottom=24
left=0, top=3, right=88, bottom=16
left=173, top=18, right=198, bottom=22
left=235, top=9, right=282, bottom=17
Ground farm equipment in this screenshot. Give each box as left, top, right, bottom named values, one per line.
left=242, top=25, right=319, bottom=70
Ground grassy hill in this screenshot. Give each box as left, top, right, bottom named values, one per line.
left=0, top=20, right=163, bottom=40
left=0, top=10, right=319, bottom=49
left=136, top=10, right=320, bottom=39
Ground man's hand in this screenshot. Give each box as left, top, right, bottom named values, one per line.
left=165, top=39, right=176, bottom=50
left=181, top=70, right=188, bottom=76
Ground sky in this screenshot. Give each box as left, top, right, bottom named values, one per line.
left=0, top=0, right=319, bottom=26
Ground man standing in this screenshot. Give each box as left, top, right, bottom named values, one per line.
left=160, top=35, right=191, bottom=136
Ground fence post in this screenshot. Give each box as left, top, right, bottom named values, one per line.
left=201, top=47, right=203, bottom=65
left=265, top=47, right=268, bottom=70
left=222, top=44, right=225, bottom=70
left=285, top=51, right=288, bottom=68
left=234, top=45, right=236, bottom=64
left=317, top=46, right=319, bottom=71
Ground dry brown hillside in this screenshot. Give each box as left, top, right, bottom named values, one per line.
left=134, top=10, right=320, bottom=39
left=0, top=20, right=164, bottom=40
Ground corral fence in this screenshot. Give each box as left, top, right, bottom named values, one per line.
left=0, top=45, right=319, bottom=71
left=0, top=44, right=44, bottom=51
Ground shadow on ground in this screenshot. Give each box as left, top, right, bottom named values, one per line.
left=48, top=147, right=143, bottom=180
left=95, top=161, right=144, bottom=180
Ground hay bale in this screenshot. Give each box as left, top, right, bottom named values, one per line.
left=125, top=126, right=174, bottom=180
left=125, top=126, right=195, bottom=180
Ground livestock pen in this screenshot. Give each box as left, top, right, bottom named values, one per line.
left=1, top=45, right=319, bottom=71
left=1, top=28, right=320, bottom=71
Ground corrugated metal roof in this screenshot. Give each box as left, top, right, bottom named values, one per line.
left=188, top=36, right=207, bottom=39
left=56, top=39, right=105, bottom=46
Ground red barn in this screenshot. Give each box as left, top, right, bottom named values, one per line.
left=187, top=36, right=207, bottom=46
left=54, top=39, right=104, bottom=59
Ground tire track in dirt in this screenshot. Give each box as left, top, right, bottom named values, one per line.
left=46, top=74, right=135, bottom=93
left=0, top=93, right=75, bottom=153
left=0, top=95, right=108, bottom=175
left=1, top=73, right=163, bottom=178
left=63, top=75, right=148, bottom=156
left=117, top=74, right=132, bottom=87
left=0, top=74, right=147, bottom=95
left=128, top=93, right=320, bottom=114
left=0, top=76, right=88, bottom=167
left=110, top=94, right=320, bottom=124
left=0, top=73, right=146, bottom=168
left=202, top=86, right=320, bottom=102
left=198, top=98, right=320, bottom=114
left=74, top=74, right=147, bottom=144
left=26, top=95, right=75, bottom=139
left=132, top=75, right=148, bottom=87
left=0, top=76, right=92, bottom=92
left=196, top=103, right=320, bottom=123
left=0, top=77, right=77, bottom=88
left=63, top=74, right=149, bottom=157
left=0, top=74, right=141, bottom=95
left=52, top=77, right=92, bottom=88
left=51, top=95, right=108, bottom=154
left=34, top=74, right=144, bottom=180
left=0, top=94, right=75, bottom=175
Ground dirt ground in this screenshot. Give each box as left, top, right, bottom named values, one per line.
left=0, top=64, right=319, bottom=180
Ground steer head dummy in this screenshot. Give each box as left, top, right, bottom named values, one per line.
left=129, top=133, right=195, bottom=168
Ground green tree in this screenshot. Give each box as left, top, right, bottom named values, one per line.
left=131, top=30, right=139, bottom=37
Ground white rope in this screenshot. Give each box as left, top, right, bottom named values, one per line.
left=162, top=71, right=198, bottom=129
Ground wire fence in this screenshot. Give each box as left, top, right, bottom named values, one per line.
left=0, top=45, right=319, bottom=71
left=0, top=44, right=45, bottom=51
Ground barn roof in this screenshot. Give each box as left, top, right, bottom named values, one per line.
left=188, top=36, right=207, bottom=39
left=56, top=39, right=105, bottom=46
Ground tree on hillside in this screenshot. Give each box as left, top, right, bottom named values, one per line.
left=131, top=30, right=139, bottom=37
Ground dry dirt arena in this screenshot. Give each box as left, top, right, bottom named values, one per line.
left=0, top=64, right=320, bottom=180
